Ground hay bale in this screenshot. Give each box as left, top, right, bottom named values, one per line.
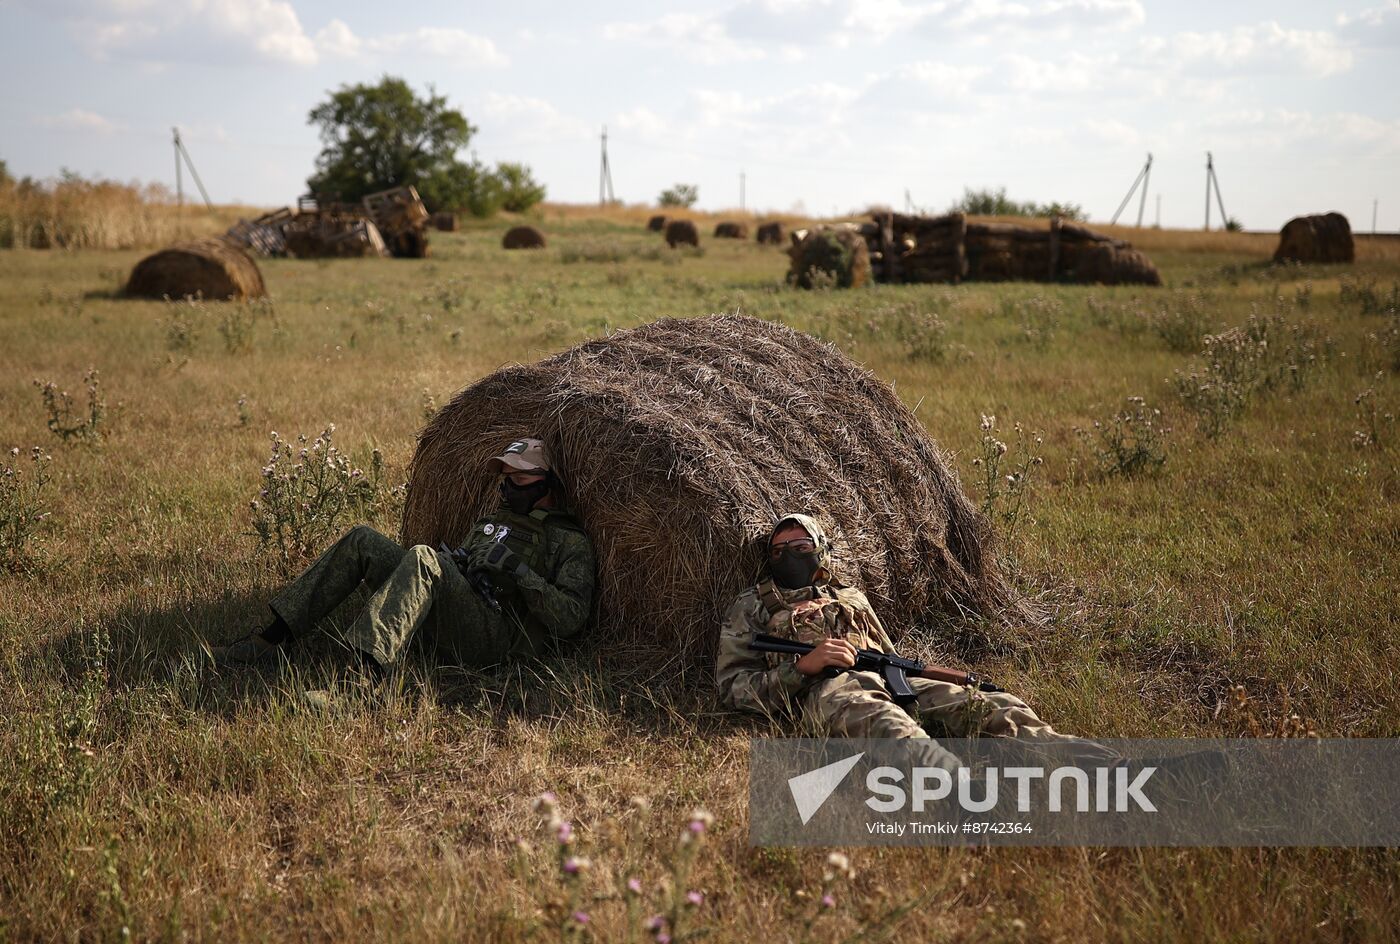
left=503, top=225, right=547, bottom=250
left=714, top=221, right=750, bottom=239
left=756, top=221, right=787, bottom=245
left=647, top=214, right=667, bottom=232
left=432, top=211, right=459, bottom=232
left=1274, top=213, right=1354, bottom=264
left=402, top=314, right=1020, bottom=665
left=665, top=219, right=700, bottom=248
left=787, top=225, right=871, bottom=289
left=124, top=237, right=266, bottom=301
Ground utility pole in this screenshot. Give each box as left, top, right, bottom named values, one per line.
left=1110, top=153, right=1152, bottom=227
left=740, top=171, right=746, bottom=211
left=172, top=126, right=213, bottom=210
left=1204, top=151, right=1227, bottom=230
left=598, top=126, right=615, bottom=207
left=905, top=188, right=913, bottom=214
left=1155, top=194, right=1161, bottom=228
left=1374, top=199, right=1379, bottom=235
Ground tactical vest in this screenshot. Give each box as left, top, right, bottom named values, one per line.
left=462, top=506, right=583, bottom=624
left=752, top=578, right=878, bottom=649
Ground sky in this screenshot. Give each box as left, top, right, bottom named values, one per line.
left=1, top=0, right=1397, bottom=230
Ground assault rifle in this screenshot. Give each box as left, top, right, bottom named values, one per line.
left=749, top=634, right=1002, bottom=705
left=439, top=542, right=501, bottom=611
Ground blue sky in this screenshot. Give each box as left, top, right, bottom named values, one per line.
left=1, top=0, right=1397, bottom=229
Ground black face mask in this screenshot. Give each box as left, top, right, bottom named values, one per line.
left=501, top=476, right=550, bottom=515
left=771, top=550, right=821, bottom=589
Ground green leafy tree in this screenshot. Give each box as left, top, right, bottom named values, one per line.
left=307, top=76, right=484, bottom=212
left=658, top=184, right=699, bottom=208
left=950, top=186, right=1085, bottom=221
left=495, top=162, right=547, bottom=213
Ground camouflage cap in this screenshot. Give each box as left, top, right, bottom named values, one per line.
left=489, top=437, right=552, bottom=474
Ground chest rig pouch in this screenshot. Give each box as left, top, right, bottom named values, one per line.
left=463, top=508, right=556, bottom=615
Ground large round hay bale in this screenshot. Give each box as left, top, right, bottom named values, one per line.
left=787, top=225, right=871, bottom=289
left=714, top=221, right=750, bottom=239
left=1274, top=213, right=1354, bottom=264
left=503, top=225, right=547, bottom=250
left=402, top=314, right=1019, bottom=665
left=125, top=237, right=266, bottom=301
left=665, top=219, right=699, bottom=248
left=432, top=211, right=459, bottom=232
left=647, top=214, right=667, bottom=232
left=756, top=221, right=787, bottom=245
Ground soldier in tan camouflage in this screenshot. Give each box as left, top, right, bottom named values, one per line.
left=213, top=438, right=595, bottom=692
left=717, top=513, right=1111, bottom=764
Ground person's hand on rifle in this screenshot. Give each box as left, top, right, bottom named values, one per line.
left=466, top=540, right=529, bottom=579
left=794, top=638, right=857, bottom=676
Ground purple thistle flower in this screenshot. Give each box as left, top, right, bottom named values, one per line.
left=556, top=820, right=573, bottom=843
left=627, top=877, right=643, bottom=895
left=685, top=890, right=704, bottom=906
left=572, top=911, right=590, bottom=925
left=821, top=894, right=836, bottom=909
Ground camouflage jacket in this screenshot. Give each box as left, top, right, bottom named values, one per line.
left=458, top=505, right=596, bottom=654
left=715, top=578, right=898, bottom=717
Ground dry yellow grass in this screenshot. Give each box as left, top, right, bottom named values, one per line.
left=1, top=202, right=1398, bottom=941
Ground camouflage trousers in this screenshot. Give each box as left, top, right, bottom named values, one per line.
left=802, top=669, right=1118, bottom=764
left=269, top=525, right=513, bottom=669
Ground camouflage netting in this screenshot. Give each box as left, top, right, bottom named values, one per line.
left=503, top=225, right=547, bottom=250
left=402, top=314, right=1023, bottom=669
left=124, top=237, right=266, bottom=301
left=664, top=219, right=699, bottom=248
left=787, top=225, right=872, bottom=289
left=1274, top=213, right=1354, bottom=264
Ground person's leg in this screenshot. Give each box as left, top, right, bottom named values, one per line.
left=344, top=544, right=517, bottom=669
left=909, top=678, right=1119, bottom=764
left=806, top=672, right=962, bottom=771
left=269, top=525, right=406, bottom=639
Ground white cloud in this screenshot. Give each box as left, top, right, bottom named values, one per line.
left=1143, top=22, right=1353, bottom=78
left=36, top=108, right=121, bottom=134
left=1198, top=108, right=1400, bottom=155
left=1337, top=5, right=1400, bottom=49
left=315, top=20, right=507, bottom=66
left=479, top=93, right=590, bottom=144
left=932, top=0, right=1145, bottom=34
left=602, top=12, right=768, bottom=64
left=35, top=0, right=320, bottom=67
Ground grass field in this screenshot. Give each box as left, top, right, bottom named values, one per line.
left=2, top=211, right=1398, bottom=942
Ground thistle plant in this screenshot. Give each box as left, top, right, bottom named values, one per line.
left=971, top=414, right=1042, bottom=541
left=34, top=368, right=104, bottom=443
left=1078, top=397, right=1170, bottom=477
left=2, top=446, right=52, bottom=569
left=249, top=425, right=401, bottom=567
left=1352, top=378, right=1395, bottom=450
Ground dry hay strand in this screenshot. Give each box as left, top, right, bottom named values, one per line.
left=124, top=237, right=266, bottom=301
left=431, top=211, right=459, bottom=232
left=665, top=219, right=700, bottom=248
left=402, top=314, right=1024, bottom=669
left=647, top=214, right=668, bottom=232
left=503, top=225, right=547, bottom=250
left=1274, top=212, right=1354, bottom=264
left=787, top=225, right=872, bottom=289
left=756, top=221, right=787, bottom=245
left=714, top=221, right=750, bottom=239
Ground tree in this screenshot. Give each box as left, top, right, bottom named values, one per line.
left=949, top=186, right=1085, bottom=222
left=495, top=162, right=547, bottom=213
left=658, top=184, right=699, bottom=208
left=307, top=76, right=485, bottom=212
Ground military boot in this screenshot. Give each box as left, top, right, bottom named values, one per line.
left=210, top=631, right=283, bottom=668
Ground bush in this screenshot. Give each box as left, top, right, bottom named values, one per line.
left=33, top=368, right=104, bottom=444
left=1151, top=291, right=1214, bottom=353
left=1080, top=397, right=1169, bottom=477
left=658, top=184, right=699, bottom=208
left=949, top=186, right=1085, bottom=221
left=1, top=446, right=52, bottom=569
left=495, top=162, right=547, bottom=213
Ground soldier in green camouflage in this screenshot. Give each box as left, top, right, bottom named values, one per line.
left=716, top=513, right=1111, bottom=764
left=213, top=438, right=595, bottom=686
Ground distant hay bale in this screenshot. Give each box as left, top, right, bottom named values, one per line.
left=1274, top=213, right=1354, bottom=264
left=402, top=314, right=1020, bottom=665
left=503, top=225, right=547, bottom=250
left=756, top=221, right=787, bottom=245
left=124, top=237, right=266, bottom=301
left=665, top=219, right=700, bottom=248
left=431, top=211, right=459, bottom=232
left=647, top=214, right=668, bottom=232
left=787, top=225, right=872, bottom=289
left=714, top=221, right=750, bottom=239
